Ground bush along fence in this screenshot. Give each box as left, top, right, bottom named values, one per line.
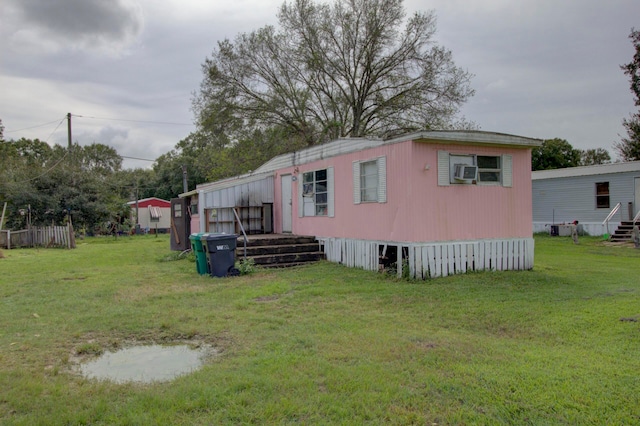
left=0, top=223, right=76, bottom=249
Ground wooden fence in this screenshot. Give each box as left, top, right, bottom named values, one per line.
left=0, top=224, right=76, bottom=249
left=320, top=237, right=534, bottom=279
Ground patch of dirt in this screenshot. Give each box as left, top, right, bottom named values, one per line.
left=601, top=241, right=636, bottom=247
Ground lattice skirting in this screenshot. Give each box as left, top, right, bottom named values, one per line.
left=319, top=237, right=534, bottom=279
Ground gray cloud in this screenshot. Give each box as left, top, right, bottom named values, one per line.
left=5, top=0, right=143, bottom=53
left=2, top=0, right=639, bottom=169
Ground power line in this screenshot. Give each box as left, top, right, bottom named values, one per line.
left=44, top=117, right=67, bottom=144
left=73, top=114, right=192, bottom=126
left=4, top=117, right=67, bottom=133
left=121, top=155, right=156, bottom=162
left=11, top=150, right=70, bottom=184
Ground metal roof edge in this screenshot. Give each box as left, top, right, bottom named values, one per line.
left=394, top=130, right=542, bottom=147
left=178, top=189, right=198, bottom=198
left=126, top=197, right=170, bottom=205
left=253, top=137, right=386, bottom=174
left=532, top=161, right=640, bottom=180
left=191, top=170, right=275, bottom=193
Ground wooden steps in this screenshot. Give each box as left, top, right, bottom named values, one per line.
left=610, top=221, right=639, bottom=242
left=235, top=235, right=324, bottom=268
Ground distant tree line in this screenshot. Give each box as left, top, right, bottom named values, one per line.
left=531, top=138, right=611, bottom=171
left=0, top=135, right=135, bottom=233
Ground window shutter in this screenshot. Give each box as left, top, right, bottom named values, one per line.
left=298, top=176, right=304, bottom=217
left=328, top=167, right=335, bottom=217
left=438, top=151, right=450, bottom=186
left=353, top=161, right=361, bottom=204
left=377, top=156, right=387, bottom=203
left=502, top=154, right=512, bottom=187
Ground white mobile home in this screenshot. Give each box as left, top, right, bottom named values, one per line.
left=532, top=161, right=640, bottom=236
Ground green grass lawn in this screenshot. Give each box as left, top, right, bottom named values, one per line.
left=1, top=234, right=639, bottom=425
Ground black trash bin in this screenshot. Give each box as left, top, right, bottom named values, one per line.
left=201, top=233, right=240, bottom=277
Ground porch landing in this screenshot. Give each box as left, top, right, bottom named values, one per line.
left=235, top=234, right=325, bottom=268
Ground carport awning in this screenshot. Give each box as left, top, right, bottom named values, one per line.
left=148, top=206, right=162, bottom=219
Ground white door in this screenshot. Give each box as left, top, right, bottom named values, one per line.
left=281, top=175, right=292, bottom=233
left=635, top=177, right=640, bottom=219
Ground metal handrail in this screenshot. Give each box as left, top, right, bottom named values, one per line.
left=633, top=209, right=640, bottom=225
left=232, top=208, right=247, bottom=260
left=602, top=202, right=621, bottom=237
left=602, top=202, right=621, bottom=225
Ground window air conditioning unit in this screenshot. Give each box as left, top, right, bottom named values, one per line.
left=453, top=164, right=477, bottom=182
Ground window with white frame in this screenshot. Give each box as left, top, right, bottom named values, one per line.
left=302, top=169, right=331, bottom=216
left=360, top=160, right=378, bottom=202
left=438, top=151, right=512, bottom=187
left=477, top=155, right=501, bottom=183
left=353, top=156, right=387, bottom=204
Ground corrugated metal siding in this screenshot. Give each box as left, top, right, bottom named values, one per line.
left=532, top=171, right=638, bottom=223
left=202, top=176, right=274, bottom=209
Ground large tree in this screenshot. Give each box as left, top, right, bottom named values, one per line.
left=614, top=28, right=640, bottom=161
left=531, top=138, right=582, bottom=171
left=194, top=0, right=474, bottom=146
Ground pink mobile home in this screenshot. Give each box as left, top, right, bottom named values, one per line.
left=193, top=131, right=541, bottom=278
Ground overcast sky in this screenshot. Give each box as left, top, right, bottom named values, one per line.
left=1, top=0, right=638, bottom=169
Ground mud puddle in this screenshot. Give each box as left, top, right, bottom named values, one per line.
left=78, top=344, right=216, bottom=384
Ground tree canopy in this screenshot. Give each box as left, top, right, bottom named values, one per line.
left=193, top=0, right=475, bottom=147
left=0, top=139, right=132, bottom=233
left=614, top=28, right=640, bottom=161
left=531, top=138, right=581, bottom=171
left=580, top=148, right=611, bottom=166
left=532, top=139, right=612, bottom=171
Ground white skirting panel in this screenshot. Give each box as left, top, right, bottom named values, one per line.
left=319, top=237, right=535, bottom=279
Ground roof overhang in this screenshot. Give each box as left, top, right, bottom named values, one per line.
left=532, top=161, right=640, bottom=180
left=402, top=130, right=543, bottom=148
left=182, top=170, right=274, bottom=196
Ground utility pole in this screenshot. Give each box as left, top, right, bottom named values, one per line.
left=67, top=112, right=72, bottom=149
left=182, top=165, right=188, bottom=193
left=135, top=184, right=139, bottom=226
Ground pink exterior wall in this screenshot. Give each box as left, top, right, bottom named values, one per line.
left=190, top=214, right=200, bottom=234
left=273, top=140, right=533, bottom=243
